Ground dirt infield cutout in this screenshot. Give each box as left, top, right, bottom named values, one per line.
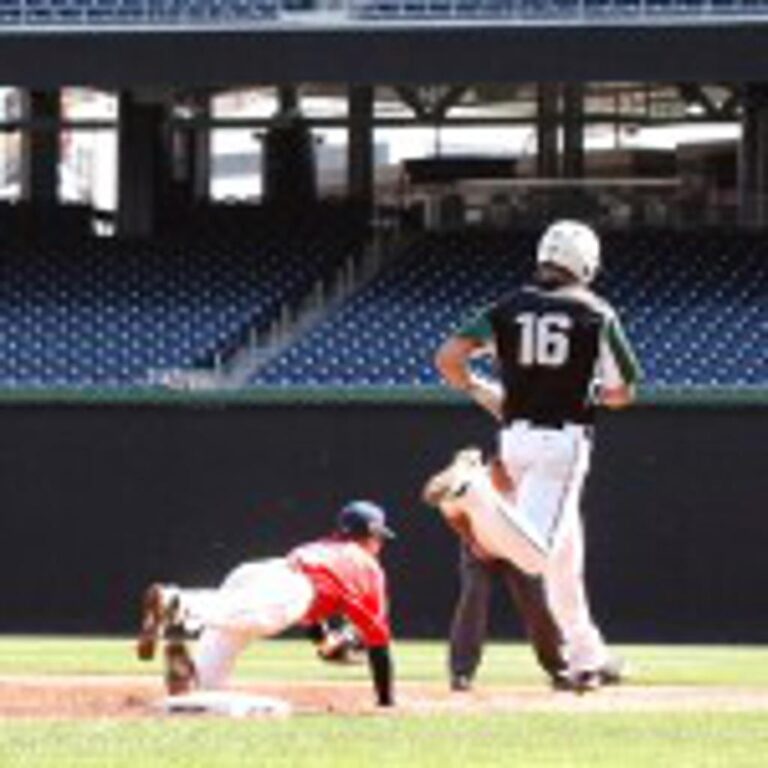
left=2, top=676, right=768, bottom=718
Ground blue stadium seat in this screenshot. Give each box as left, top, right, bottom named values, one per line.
left=0, top=220, right=360, bottom=387
left=252, top=230, right=767, bottom=390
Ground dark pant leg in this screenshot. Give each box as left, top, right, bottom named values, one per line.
left=498, top=562, right=566, bottom=678
left=448, top=543, right=493, bottom=679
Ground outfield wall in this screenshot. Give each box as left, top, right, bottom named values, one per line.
left=1, top=400, right=766, bottom=643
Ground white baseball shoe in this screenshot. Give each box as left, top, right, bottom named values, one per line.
left=422, top=447, right=484, bottom=507
left=136, top=583, right=183, bottom=662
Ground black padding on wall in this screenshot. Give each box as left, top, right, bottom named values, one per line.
left=0, top=402, right=766, bottom=642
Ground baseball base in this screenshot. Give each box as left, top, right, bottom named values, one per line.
left=159, top=690, right=293, bottom=718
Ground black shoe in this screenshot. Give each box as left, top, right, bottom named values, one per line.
left=451, top=674, right=473, bottom=692
left=597, top=658, right=626, bottom=686
left=550, top=671, right=574, bottom=692
left=571, top=670, right=602, bottom=694
left=551, top=669, right=601, bottom=694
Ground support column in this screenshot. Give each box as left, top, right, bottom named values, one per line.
left=191, top=94, right=212, bottom=203
left=739, top=83, right=768, bottom=228
left=348, top=85, right=374, bottom=219
left=171, top=93, right=210, bottom=206
left=562, top=83, right=585, bottom=179
left=117, top=92, right=166, bottom=237
left=278, top=85, right=299, bottom=113
left=536, top=83, right=559, bottom=179
left=739, top=85, right=758, bottom=227
left=20, top=90, right=60, bottom=204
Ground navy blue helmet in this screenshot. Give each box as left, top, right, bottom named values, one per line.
left=337, top=500, right=395, bottom=540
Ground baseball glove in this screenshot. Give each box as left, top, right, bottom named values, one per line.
left=316, top=622, right=365, bottom=665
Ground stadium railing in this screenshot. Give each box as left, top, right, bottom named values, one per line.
left=349, top=0, right=768, bottom=19
left=0, top=384, right=764, bottom=407
left=1, top=0, right=768, bottom=25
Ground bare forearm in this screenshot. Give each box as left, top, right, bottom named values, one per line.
left=435, top=337, right=503, bottom=420
left=435, top=338, right=476, bottom=391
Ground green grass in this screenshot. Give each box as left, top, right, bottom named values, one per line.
left=4, top=714, right=768, bottom=768
left=2, top=637, right=768, bottom=767
left=3, top=636, right=768, bottom=686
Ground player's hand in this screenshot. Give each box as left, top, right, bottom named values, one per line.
left=317, top=626, right=364, bottom=665
left=465, top=377, right=503, bottom=421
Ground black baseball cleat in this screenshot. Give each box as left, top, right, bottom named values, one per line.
left=570, top=670, right=602, bottom=694
left=551, top=669, right=601, bottom=694
left=551, top=656, right=627, bottom=693
left=450, top=674, right=474, bottom=693
left=597, top=658, right=627, bottom=686
left=550, top=671, right=573, bottom=692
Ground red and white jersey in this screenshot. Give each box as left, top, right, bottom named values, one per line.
left=287, top=537, right=391, bottom=647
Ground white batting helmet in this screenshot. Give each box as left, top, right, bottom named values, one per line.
left=536, top=220, right=601, bottom=284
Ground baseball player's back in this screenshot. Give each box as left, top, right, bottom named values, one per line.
left=482, top=282, right=635, bottom=427
left=430, top=220, right=641, bottom=691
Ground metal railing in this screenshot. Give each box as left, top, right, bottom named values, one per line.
left=0, top=0, right=279, bottom=26
left=1, top=0, right=768, bottom=26
left=349, top=0, right=768, bottom=20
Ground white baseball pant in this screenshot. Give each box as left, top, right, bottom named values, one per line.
left=175, top=558, right=316, bottom=689
left=499, top=421, right=609, bottom=673
left=441, top=422, right=610, bottom=674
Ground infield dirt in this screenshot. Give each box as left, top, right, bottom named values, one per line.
left=2, top=676, right=768, bottom=719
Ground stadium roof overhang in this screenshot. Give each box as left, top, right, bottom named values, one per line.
left=1, top=21, right=768, bottom=88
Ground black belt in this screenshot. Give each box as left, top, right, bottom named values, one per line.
left=526, top=417, right=568, bottom=428
left=509, top=417, right=593, bottom=433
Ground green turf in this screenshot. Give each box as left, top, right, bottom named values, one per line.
left=2, top=637, right=768, bottom=767
left=3, top=714, right=768, bottom=768
left=3, top=636, right=768, bottom=686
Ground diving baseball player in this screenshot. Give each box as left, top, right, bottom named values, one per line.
left=427, top=219, right=642, bottom=691
left=136, top=500, right=396, bottom=708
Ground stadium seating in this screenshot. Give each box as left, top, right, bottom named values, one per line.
left=0, top=226, right=762, bottom=390
left=253, top=230, right=767, bottom=390
left=0, top=225, right=359, bottom=387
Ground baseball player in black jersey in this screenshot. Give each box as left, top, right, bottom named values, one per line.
left=425, top=220, right=642, bottom=691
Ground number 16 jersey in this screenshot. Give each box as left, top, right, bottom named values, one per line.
left=457, top=282, right=642, bottom=426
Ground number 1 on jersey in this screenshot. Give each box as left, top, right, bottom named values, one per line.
left=516, top=313, right=573, bottom=367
